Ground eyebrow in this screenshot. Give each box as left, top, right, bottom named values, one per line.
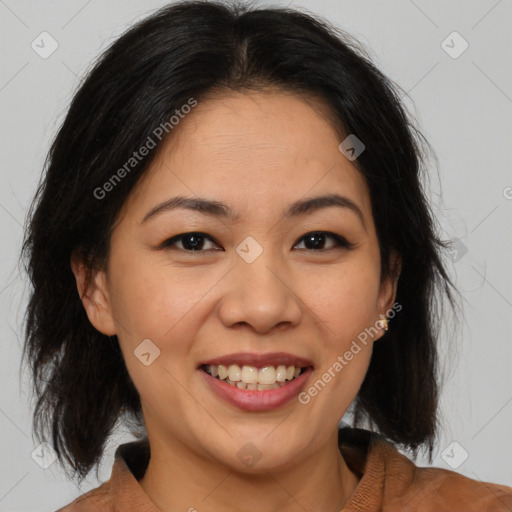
left=141, top=193, right=366, bottom=231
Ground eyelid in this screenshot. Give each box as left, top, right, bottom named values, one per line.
left=159, top=231, right=354, bottom=252
left=294, top=232, right=355, bottom=251
left=159, top=232, right=222, bottom=251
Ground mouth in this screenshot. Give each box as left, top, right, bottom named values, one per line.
left=200, top=363, right=308, bottom=390
left=197, top=352, right=314, bottom=411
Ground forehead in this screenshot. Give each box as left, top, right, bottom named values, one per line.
left=124, top=91, right=372, bottom=224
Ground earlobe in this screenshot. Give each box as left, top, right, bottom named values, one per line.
left=376, top=250, right=402, bottom=339
left=382, top=250, right=401, bottom=310
left=70, top=253, right=117, bottom=336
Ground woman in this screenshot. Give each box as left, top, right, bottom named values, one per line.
left=20, top=1, right=512, bottom=510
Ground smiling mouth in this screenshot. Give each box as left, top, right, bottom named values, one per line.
left=200, top=364, right=308, bottom=390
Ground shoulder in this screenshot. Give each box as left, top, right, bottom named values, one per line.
left=375, top=436, right=512, bottom=511
left=339, top=427, right=512, bottom=511
left=53, top=436, right=151, bottom=511
left=54, top=481, right=113, bottom=512
left=403, top=465, right=512, bottom=512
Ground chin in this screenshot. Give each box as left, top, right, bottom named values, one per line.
left=211, top=432, right=314, bottom=474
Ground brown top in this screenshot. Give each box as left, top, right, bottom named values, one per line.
left=56, top=427, right=512, bottom=511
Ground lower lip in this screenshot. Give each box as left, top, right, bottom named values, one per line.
left=199, top=367, right=313, bottom=411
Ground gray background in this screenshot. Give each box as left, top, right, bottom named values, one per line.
left=1, top=0, right=511, bottom=510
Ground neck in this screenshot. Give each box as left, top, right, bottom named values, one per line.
left=139, top=429, right=360, bottom=512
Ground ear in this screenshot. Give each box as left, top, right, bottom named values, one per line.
left=374, top=249, right=401, bottom=341
left=70, top=251, right=117, bottom=336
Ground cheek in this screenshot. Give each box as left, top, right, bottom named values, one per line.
left=108, top=253, right=205, bottom=340
left=108, top=257, right=223, bottom=402
left=304, top=257, right=381, bottom=339
left=108, top=263, right=203, bottom=411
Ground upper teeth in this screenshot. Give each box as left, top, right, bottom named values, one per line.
left=205, top=364, right=302, bottom=385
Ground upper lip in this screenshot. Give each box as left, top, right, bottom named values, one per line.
left=199, top=352, right=314, bottom=368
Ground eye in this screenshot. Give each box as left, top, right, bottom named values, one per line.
left=160, top=232, right=222, bottom=252
left=293, top=231, right=354, bottom=251
left=160, top=231, right=353, bottom=253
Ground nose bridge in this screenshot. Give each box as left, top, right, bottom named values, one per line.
left=218, top=235, right=302, bottom=333
left=237, top=245, right=281, bottom=290
left=235, top=234, right=287, bottom=300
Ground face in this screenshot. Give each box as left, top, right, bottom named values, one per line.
left=73, top=90, right=400, bottom=473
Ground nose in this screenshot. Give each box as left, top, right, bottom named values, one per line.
left=217, top=251, right=302, bottom=335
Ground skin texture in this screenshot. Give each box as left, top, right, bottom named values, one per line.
left=72, top=90, right=400, bottom=512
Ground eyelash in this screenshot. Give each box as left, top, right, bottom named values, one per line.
left=159, top=231, right=354, bottom=253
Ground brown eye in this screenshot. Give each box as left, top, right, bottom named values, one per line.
left=294, top=232, right=354, bottom=251
left=160, top=231, right=353, bottom=253
left=161, top=232, right=221, bottom=252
